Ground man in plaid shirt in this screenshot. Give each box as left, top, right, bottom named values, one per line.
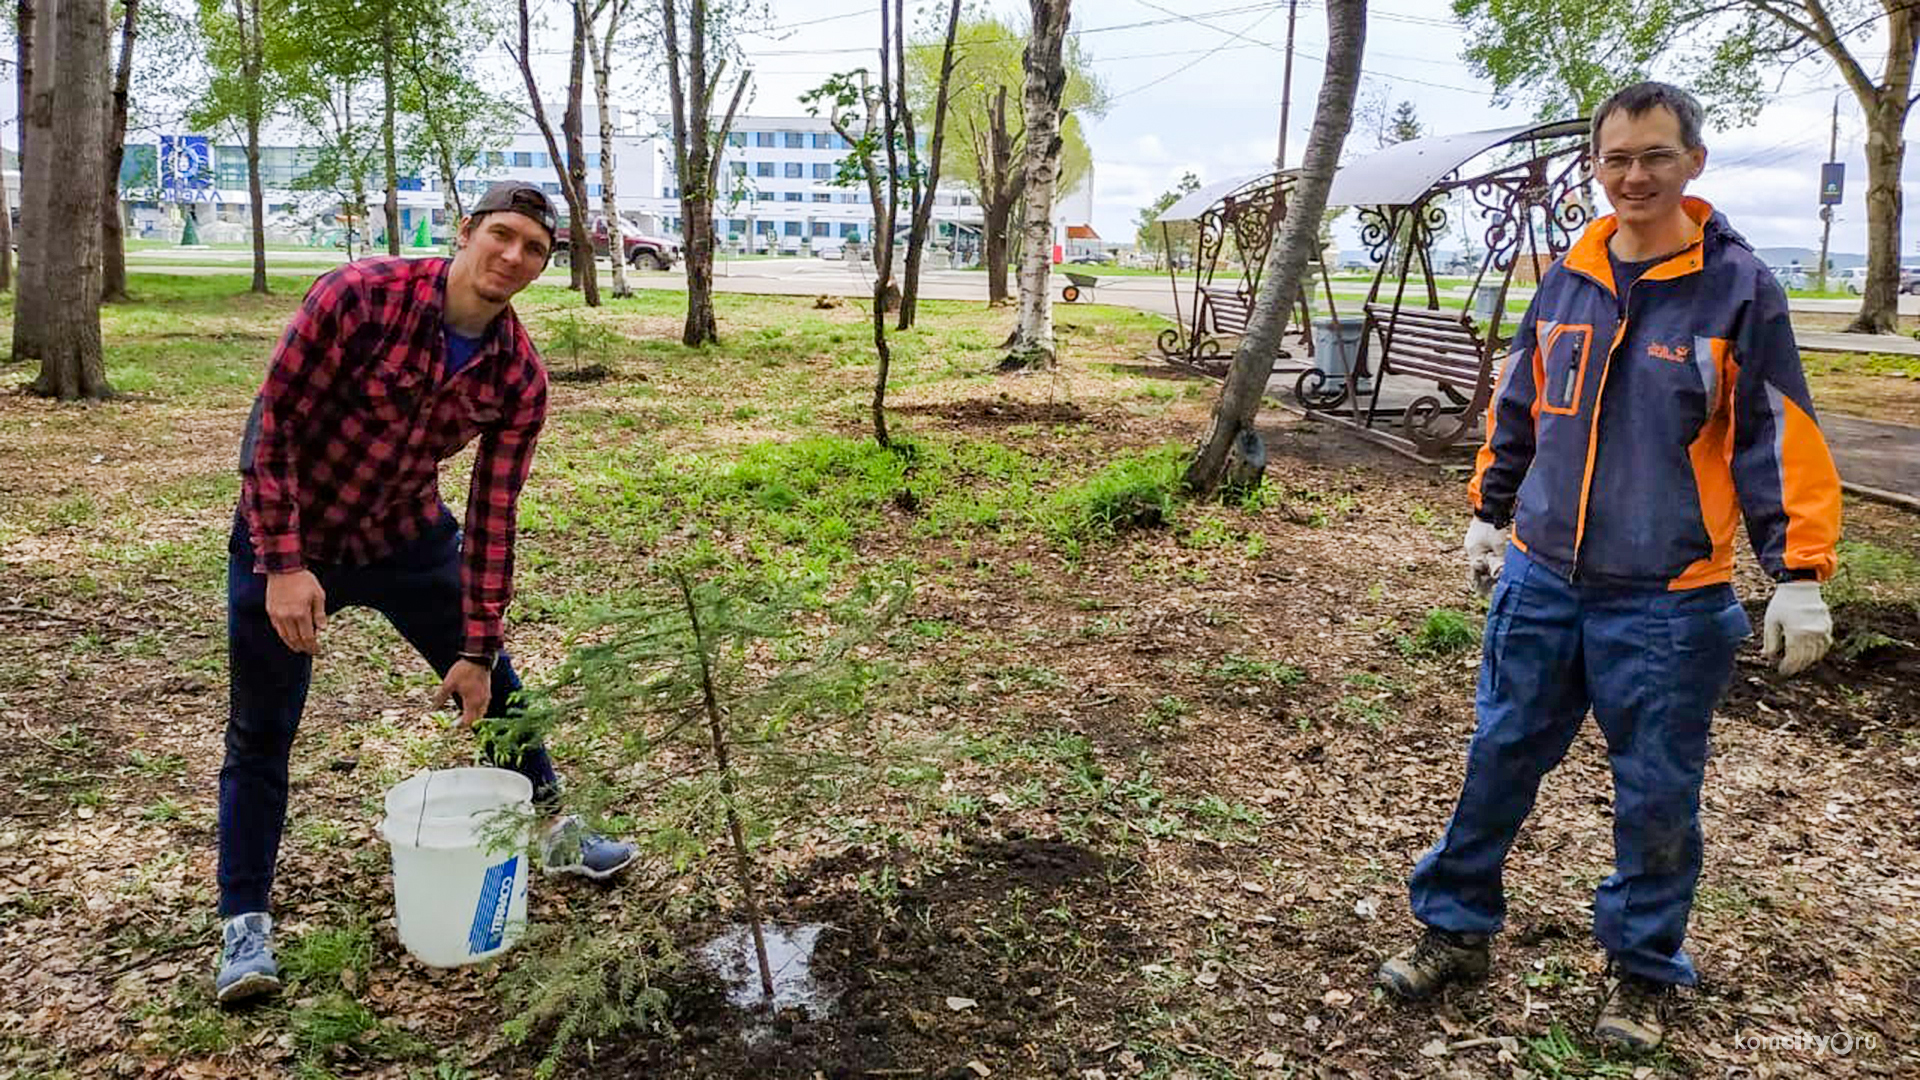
left=216, top=183, right=636, bottom=1005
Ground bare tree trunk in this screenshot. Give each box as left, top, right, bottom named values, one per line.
left=381, top=7, right=400, bottom=256
left=588, top=0, right=629, bottom=297
left=513, top=0, right=598, bottom=305
left=897, top=0, right=961, bottom=330
left=0, top=148, right=12, bottom=295
left=664, top=0, right=746, bottom=346
left=563, top=0, right=598, bottom=303
left=242, top=0, right=266, bottom=292
left=29, top=0, right=111, bottom=400
left=1005, top=0, right=1071, bottom=369
left=101, top=0, right=137, bottom=302
left=1186, top=0, right=1365, bottom=496
left=979, top=85, right=1021, bottom=307
left=12, top=0, right=45, bottom=362
left=438, top=146, right=459, bottom=254
left=1841, top=6, right=1914, bottom=334
left=872, top=10, right=901, bottom=446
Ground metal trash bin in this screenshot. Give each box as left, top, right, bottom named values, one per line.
left=1471, top=285, right=1503, bottom=325
left=1311, top=317, right=1370, bottom=394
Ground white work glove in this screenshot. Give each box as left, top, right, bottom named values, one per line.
left=1464, top=517, right=1507, bottom=598
left=1762, top=580, right=1832, bottom=677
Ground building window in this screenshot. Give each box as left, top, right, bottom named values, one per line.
left=728, top=217, right=747, bottom=234
left=783, top=132, right=805, bottom=149
left=486, top=151, right=506, bottom=167
left=513, top=151, right=533, bottom=167
left=812, top=193, right=831, bottom=203
left=784, top=221, right=802, bottom=237
left=811, top=163, right=832, bottom=180
left=755, top=161, right=775, bottom=178
left=755, top=132, right=775, bottom=147
left=756, top=220, right=775, bottom=235
left=839, top=222, right=861, bottom=238
left=783, top=192, right=802, bottom=202
left=542, top=182, right=561, bottom=195
left=811, top=132, right=833, bottom=149
left=730, top=161, right=747, bottom=177
left=781, top=162, right=801, bottom=179
left=812, top=221, right=831, bottom=237
left=728, top=132, right=747, bottom=147
left=589, top=183, right=602, bottom=197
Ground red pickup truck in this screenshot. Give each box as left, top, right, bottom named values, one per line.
left=551, top=215, right=679, bottom=271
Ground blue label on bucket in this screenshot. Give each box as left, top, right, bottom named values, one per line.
left=468, top=855, right=519, bottom=955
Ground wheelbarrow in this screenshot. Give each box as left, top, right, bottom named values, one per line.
left=1061, top=271, right=1098, bottom=303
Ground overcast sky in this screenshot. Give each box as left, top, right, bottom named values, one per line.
left=727, top=0, right=1920, bottom=259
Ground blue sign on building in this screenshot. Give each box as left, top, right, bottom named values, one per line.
left=160, top=135, right=216, bottom=203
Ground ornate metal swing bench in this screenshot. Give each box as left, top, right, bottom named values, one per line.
left=1296, top=119, right=1592, bottom=459
left=1149, top=170, right=1341, bottom=377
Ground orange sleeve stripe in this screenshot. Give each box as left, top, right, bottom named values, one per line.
left=1776, top=392, right=1842, bottom=581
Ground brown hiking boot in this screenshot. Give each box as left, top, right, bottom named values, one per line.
left=1594, top=970, right=1669, bottom=1052
left=1376, top=927, right=1491, bottom=999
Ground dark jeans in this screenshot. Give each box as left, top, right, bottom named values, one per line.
left=217, top=510, right=559, bottom=917
left=1407, top=545, right=1751, bottom=985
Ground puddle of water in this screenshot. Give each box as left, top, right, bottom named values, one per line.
left=696, top=921, right=837, bottom=1019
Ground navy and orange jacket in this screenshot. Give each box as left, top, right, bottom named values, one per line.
left=1469, top=197, right=1841, bottom=590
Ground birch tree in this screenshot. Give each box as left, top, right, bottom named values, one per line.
left=661, top=0, right=751, bottom=345
left=1003, top=0, right=1071, bottom=370
left=587, top=0, right=632, bottom=297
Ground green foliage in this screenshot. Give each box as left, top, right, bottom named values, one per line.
left=280, top=921, right=375, bottom=986
left=499, top=923, right=679, bottom=1080
left=1827, top=540, right=1920, bottom=607
left=1408, top=608, right=1481, bottom=656
left=1043, top=445, right=1185, bottom=550
left=1208, top=655, right=1305, bottom=687
left=540, top=312, right=624, bottom=378
left=1450, top=0, right=1685, bottom=121
left=904, top=13, right=1109, bottom=204
left=1135, top=171, right=1201, bottom=257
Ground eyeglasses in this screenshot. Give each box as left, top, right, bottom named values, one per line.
left=1594, top=147, right=1690, bottom=176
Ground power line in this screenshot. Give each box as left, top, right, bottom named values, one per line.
left=1107, top=3, right=1285, bottom=101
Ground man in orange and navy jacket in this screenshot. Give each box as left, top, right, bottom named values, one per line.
left=1375, top=82, right=1842, bottom=1052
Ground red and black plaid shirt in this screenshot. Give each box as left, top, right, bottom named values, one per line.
left=240, top=257, right=548, bottom=656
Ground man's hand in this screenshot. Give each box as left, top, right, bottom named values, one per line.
left=1464, top=518, right=1508, bottom=598
left=432, top=659, right=493, bottom=728
left=1762, top=581, right=1832, bottom=677
left=265, top=570, right=327, bottom=654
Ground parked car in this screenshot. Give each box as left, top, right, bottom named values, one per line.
left=812, top=241, right=845, bottom=260
left=551, top=215, right=679, bottom=270
left=1767, top=264, right=1808, bottom=290
left=1902, top=265, right=1920, bottom=295
left=1835, top=267, right=1868, bottom=294
left=1068, top=252, right=1112, bottom=265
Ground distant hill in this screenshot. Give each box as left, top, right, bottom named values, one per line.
left=1756, top=246, right=1865, bottom=269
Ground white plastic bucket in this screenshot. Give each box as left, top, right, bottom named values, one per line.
left=377, top=767, right=534, bottom=968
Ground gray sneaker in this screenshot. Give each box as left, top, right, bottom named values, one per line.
left=215, top=912, right=281, bottom=1006
left=541, top=815, right=637, bottom=880
left=1377, top=927, right=1491, bottom=999
left=1594, top=969, right=1669, bottom=1051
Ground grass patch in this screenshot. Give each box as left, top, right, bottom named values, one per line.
left=1403, top=608, right=1480, bottom=656
left=1042, top=444, right=1185, bottom=553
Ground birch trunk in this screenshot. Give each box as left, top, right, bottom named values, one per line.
left=589, top=0, right=630, bottom=297
left=1005, top=0, right=1070, bottom=369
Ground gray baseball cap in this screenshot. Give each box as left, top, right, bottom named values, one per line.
left=471, top=181, right=558, bottom=243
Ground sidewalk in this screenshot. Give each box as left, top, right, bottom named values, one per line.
left=1823, top=414, right=1920, bottom=510
left=1797, top=330, right=1920, bottom=358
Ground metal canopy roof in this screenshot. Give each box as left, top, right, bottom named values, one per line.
left=1326, top=118, right=1588, bottom=208
left=1153, top=171, right=1274, bottom=224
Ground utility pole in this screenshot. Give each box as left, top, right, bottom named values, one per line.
left=1816, top=93, right=1838, bottom=294
left=1275, top=0, right=1297, bottom=171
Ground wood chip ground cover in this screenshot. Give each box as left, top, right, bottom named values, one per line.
left=0, top=277, right=1916, bottom=1079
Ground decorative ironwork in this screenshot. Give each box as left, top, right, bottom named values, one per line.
left=1156, top=170, right=1325, bottom=369
left=1294, top=366, right=1349, bottom=411
left=1298, top=118, right=1589, bottom=458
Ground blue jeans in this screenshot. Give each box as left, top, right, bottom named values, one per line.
left=217, top=509, right=559, bottom=917
left=1408, top=545, right=1751, bottom=985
